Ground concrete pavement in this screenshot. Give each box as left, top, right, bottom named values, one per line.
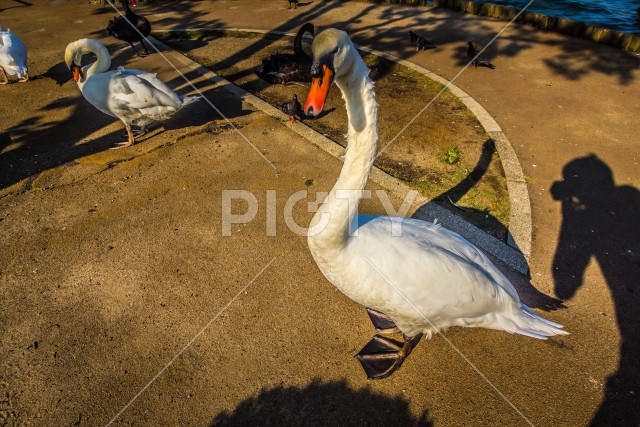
left=1, top=0, right=638, bottom=425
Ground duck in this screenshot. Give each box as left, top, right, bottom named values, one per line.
left=303, top=29, right=566, bottom=380
left=0, top=22, right=28, bottom=84
left=288, top=0, right=299, bottom=9
left=107, top=0, right=152, bottom=57
left=64, top=38, right=199, bottom=149
left=467, top=41, right=495, bottom=69
left=255, top=22, right=314, bottom=85
left=408, top=30, right=436, bottom=51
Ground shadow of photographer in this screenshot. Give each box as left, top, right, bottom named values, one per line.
left=551, top=154, right=640, bottom=426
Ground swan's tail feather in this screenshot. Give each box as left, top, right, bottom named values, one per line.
left=508, top=305, right=568, bottom=340
left=521, top=304, right=564, bottom=329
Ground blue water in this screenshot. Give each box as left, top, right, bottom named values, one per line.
left=489, top=0, right=640, bottom=34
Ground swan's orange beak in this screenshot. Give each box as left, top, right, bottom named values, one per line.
left=304, top=64, right=334, bottom=118
left=71, top=64, right=83, bottom=82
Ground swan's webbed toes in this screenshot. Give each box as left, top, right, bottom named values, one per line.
left=131, top=128, right=148, bottom=138
left=110, top=140, right=134, bottom=150
left=355, top=333, right=423, bottom=380
left=365, top=307, right=401, bottom=334
left=356, top=335, right=405, bottom=380
left=120, top=128, right=147, bottom=139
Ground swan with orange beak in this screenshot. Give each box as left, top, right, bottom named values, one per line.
left=64, top=38, right=199, bottom=149
left=303, top=29, right=566, bottom=380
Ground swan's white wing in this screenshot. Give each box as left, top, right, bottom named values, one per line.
left=82, top=68, right=184, bottom=123
left=109, top=68, right=183, bottom=116
left=123, top=68, right=183, bottom=103
left=0, top=30, right=27, bottom=77
left=341, top=216, right=521, bottom=334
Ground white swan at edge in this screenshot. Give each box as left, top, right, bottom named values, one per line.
left=0, top=22, right=28, bottom=84
left=64, top=38, right=199, bottom=149
left=303, top=28, right=567, bottom=380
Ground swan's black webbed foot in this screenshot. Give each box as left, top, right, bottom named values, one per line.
left=365, top=307, right=401, bottom=334
left=355, top=333, right=422, bottom=380
left=140, top=39, right=153, bottom=56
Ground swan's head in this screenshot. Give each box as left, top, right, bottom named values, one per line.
left=304, top=29, right=358, bottom=118
left=64, top=38, right=110, bottom=82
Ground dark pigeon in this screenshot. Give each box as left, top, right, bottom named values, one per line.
left=408, top=31, right=437, bottom=51
left=280, top=94, right=303, bottom=123
left=467, top=41, right=495, bottom=69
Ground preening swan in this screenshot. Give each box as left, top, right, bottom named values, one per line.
left=0, top=22, right=28, bottom=84
left=304, top=29, right=567, bottom=380
left=64, top=38, right=199, bottom=149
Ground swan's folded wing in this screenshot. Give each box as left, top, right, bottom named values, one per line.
left=0, top=32, right=27, bottom=69
left=350, top=216, right=521, bottom=315
left=126, top=70, right=183, bottom=102
left=108, top=70, right=182, bottom=114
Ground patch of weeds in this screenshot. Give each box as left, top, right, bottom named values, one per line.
left=443, top=146, right=461, bottom=165
left=271, top=115, right=286, bottom=124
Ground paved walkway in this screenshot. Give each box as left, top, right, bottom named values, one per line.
left=0, top=0, right=638, bottom=425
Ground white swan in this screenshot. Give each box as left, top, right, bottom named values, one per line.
left=0, top=22, right=28, bottom=84
left=64, top=38, right=199, bottom=149
left=303, top=29, right=567, bottom=380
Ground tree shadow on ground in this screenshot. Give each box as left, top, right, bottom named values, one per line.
left=91, top=0, right=222, bottom=31
left=150, top=0, right=637, bottom=92
left=311, top=3, right=638, bottom=85
left=209, top=378, right=433, bottom=426
left=551, top=154, right=640, bottom=425
left=0, top=0, right=31, bottom=13
left=0, top=42, right=245, bottom=190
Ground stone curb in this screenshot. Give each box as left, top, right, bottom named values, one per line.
left=149, top=31, right=531, bottom=274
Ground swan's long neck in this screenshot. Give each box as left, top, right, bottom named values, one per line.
left=121, top=0, right=134, bottom=16
left=309, top=59, right=378, bottom=250
left=78, top=41, right=111, bottom=89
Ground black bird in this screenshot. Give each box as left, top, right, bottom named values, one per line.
left=256, top=23, right=315, bottom=85
left=288, top=0, right=299, bottom=9
left=107, top=0, right=152, bottom=57
left=280, top=94, right=303, bottom=123
left=408, top=31, right=436, bottom=51
left=467, top=41, right=495, bottom=69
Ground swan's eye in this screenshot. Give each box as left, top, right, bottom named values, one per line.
left=333, top=47, right=340, bottom=55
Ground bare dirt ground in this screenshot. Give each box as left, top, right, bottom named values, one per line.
left=162, top=31, right=511, bottom=240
